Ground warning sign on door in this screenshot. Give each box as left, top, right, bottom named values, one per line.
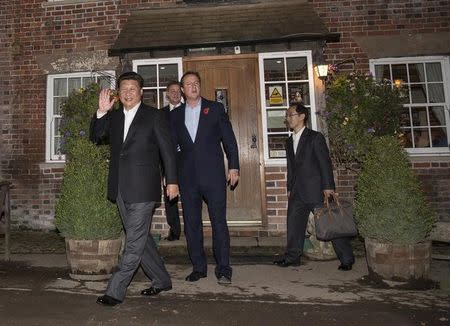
left=269, top=86, right=283, bottom=105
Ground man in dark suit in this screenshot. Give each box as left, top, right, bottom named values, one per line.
left=274, top=103, right=354, bottom=270
left=90, top=72, right=179, bottom=306
left=161, top=81, right=183, bottom=241
left=170, top=71, right=239, bottom=285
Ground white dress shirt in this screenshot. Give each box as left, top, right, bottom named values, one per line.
left=292, top=126, right=305, bottom=155
left=185, top=98, right=202, bottom=142
left=169, top=102, right=181, bottom=111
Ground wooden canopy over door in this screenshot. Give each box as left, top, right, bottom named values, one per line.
left=183, top=54, right=264, bottom=225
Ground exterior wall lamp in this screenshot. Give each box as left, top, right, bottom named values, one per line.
left=315, top=64, right=329, bottom=82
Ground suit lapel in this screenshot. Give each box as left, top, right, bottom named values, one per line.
left=294, top=127, right=308, bottom=161
left=179, top=104, right=195, bottom=145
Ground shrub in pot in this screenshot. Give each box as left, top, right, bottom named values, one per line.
left=354, top=136, right=436, bottom=280
left=54, top=83, right=122, bottom=280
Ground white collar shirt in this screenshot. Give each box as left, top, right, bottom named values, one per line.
left=123, top=102, right=140, bottom=142
left=169, top=102, right=181, bottom=111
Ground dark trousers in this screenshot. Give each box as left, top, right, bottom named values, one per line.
left=286, top=196, right=354, bottom=266
left=106, top=191, right=171, bottom=301
left=181, top=183, right=231, bottom=278
left=163, top=185, right=181, bottom=237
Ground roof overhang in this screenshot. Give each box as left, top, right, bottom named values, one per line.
left=109, top=1, right=340, bottom=56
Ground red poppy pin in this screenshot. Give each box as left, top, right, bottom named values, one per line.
left=203, top=107, right=210, bottom=115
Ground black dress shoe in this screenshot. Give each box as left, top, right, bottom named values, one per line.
left=338, top=264, right=352, bottom=271
left=273, top=258, right=301, bottom=267
left=217, top=274, right=232, bottom=285
left=185, top=271, right=207, bottom=282
left=165, top=233, right=180, bottom=241
left=96, top=295, right=122, bottom=306
left=140, top=285, right=172, bottom=296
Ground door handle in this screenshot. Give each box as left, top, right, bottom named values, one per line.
left=251, top=134, right=257, bottom=149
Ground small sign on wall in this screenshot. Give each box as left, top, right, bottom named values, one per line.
left=269, top=86, right=283, bottom=105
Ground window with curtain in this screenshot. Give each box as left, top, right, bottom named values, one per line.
left=370, top=57, right=450, bottom=154
left=46, top=71, right=115, bottom=162
left=258, top=51, right=318, bottom=164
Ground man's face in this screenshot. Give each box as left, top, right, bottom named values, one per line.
left=285, top=106, right=304, bottom=130
left=118, top=79, right=143, bottom=110
left=181, top=74, right=201, bottom=102
left=166, top=84, right=182, bottom=106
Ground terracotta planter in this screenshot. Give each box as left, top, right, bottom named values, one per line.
left=365, top=237, right=431, bottom=281
left=65, top=238, right=122, bottom=281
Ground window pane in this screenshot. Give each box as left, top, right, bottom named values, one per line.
left=267, top=110, right=288, bottom=132
left=408, top=63, right=425, bottom=83
left=268, top=134, right=288, bottom=158
left=288, top=82, right=310, bottom=105
left=143, top=89, right=157, bottom=107
left=392, top=64, right=408, bottom=82
left=265, top=84, right=286, bottom=107
left=402, top=128, right=413, bottom=147
left=53, top=97, right=65, bottom=115
left=159, top=64, right=179, bottom=86
left=411, top=107, right=428, bottom=127
left=428, top=83, right=445, bottom=103
left=159, top=89, right=166, bottom=109
left=97, top=76, right=112, bottom=89
left=54, top=136, right=63, bottom=156
left=286, top=57, right=308, bottom=80
left=82, top=77, right=95, bottom=87
left=264, top=58, right=285, bottom=81
left=54, top=78, right=67, bottom=96
left=429, top=106, right=446, bottom=126
left=138, top=65, right=158, bottom=87
left=414, top=128, right=430, bottom=148
left=400, top=107, right=411, bottom=127
left=426, top=63, right=443, bottom=82
left=54, top=117, right=62, bottom=136
left=374, top=64, right=390, bottom=81
left=68, top=77, right=82, bottom=94
left=431, top=127, right=448, bottom=147
left=411, top=84, right=427, bottom=103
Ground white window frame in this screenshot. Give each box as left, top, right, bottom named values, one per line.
left=133, top=58, right=183, bottom=109
left=370, top=56, right=450, bottom=156
left=45, top=71, right=115, bottom=162
left=258, top=51, right=318, bottom=165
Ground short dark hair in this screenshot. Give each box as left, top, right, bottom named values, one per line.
left=290, top=103, right=309, bottom=123
left=180, top=71, right=201, bottom=86
left=166, top=81, right=181, bottom=90
left=117, top=71, right=144, bottom=89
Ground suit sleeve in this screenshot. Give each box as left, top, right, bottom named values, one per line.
left=286, top=138, right=293, bottom=192
left=89, top=111, right=110, bottom=145
left=218, top=103, right=240, bottom=170
left=313, top=132, right=335, bottom=190
left=154, top=109, right=177, bottom=185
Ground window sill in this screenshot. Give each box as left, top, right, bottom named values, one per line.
left=39, top=162, right=66, bottom=169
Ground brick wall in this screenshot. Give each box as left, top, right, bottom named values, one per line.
left=309, top=0, right=450, bottom=68
left=2, top=0, right=450, bottom=233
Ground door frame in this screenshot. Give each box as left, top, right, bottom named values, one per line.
left=182, top=54, right=267, bottom=226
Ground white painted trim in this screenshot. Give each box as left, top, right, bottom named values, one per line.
left=45, top=71, right=115, bottom=162
left=369, top=55, right=450, bottom=156
left=133, top=58, right=183, bottom=109
left=258, top=51, right=317, bottom=165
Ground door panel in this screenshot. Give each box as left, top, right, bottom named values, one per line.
left=184, top=56, right=262, bottom=224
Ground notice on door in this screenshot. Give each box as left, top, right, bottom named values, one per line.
left=269, top=86, right=283, bottom=105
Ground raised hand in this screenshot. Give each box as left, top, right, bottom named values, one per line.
left=98, top=89, right=116, bottom=113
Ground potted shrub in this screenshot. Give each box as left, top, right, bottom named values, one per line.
left=322, top=72, right=436, bottom=280
left=55, top=83, right=122, bottom=280
left=354, top=136, right=436, bottom=280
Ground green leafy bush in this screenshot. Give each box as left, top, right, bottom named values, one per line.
left=321, top=72, right=405, bottom=166
left=55, top=83, right=121, bottom=240
left=55, top=138, right=121, bottom=239
left=354, top=136, right=436, bottom=244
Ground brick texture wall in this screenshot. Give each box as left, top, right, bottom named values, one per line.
left=1, top=0, right=450, bottom=233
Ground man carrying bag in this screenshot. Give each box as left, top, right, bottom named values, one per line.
left=273, top=103, right=355, bottom=271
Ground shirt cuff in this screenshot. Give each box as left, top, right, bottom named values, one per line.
left=96, top=110, right=107, bottom=119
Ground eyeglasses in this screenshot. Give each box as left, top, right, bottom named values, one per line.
left=285, top=113, right=299, bottom=119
